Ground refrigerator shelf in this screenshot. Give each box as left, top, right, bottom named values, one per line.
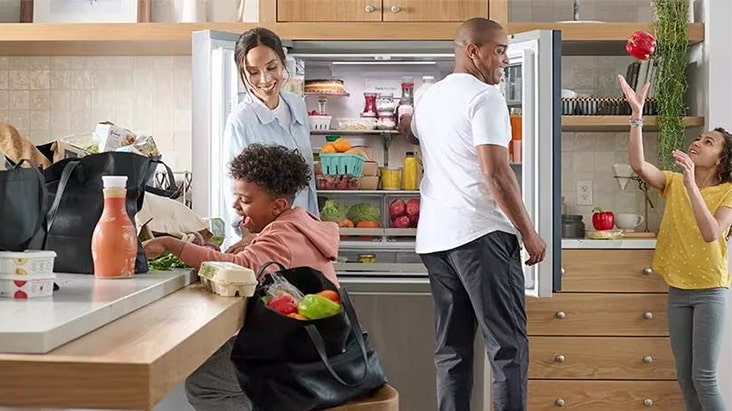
left=311, top=130, right=401, bottom=136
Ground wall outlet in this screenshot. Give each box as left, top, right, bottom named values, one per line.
left=576, top=180, right=593, bottom=206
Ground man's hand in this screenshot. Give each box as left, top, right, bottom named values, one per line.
left=397, top=113, right=419, bottom=145
left=522, top=231, right=546, bottom=266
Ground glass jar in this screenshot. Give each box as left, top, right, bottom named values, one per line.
left=376, top=112, right=396, bottom=130
left=376, top=93, right=396, bottom=112
left=402, top=152, right=419, bottom=190
left=381, top=167, right=402, bottom=190
left=397, top=77, right=414, bottom=126
left=362, top=93, right=377, bottom=117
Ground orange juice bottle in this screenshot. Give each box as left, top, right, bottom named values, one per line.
left=510, top=108, right=522, bottom=163
left=91, top=176, right=137, bottom=279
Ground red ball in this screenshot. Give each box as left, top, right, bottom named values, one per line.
left=626, top=30, right=657, bottom=61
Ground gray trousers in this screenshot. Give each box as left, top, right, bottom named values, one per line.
left=184, top=336, right=254, bottom=411
left=668, top=286, right=729, bottom=411
left=420, top=231, right=528, bottom=411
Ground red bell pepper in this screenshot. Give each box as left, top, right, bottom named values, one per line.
left=268, top=294, right=298, bottom=315
left=592, top=208, right=615, bottom=231
left=626, top=31, right=657, bottom=61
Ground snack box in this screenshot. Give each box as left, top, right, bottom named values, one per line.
left=0, top=273, right=55, bottom=299
left=198, top=261, right=258, bottom=297
left=0, top=250, right=56, bottom=276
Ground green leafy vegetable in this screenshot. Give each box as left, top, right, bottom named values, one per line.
left=149, top=253, right=191, bottom=271
left=320, top=199, right=349, bottom=222
left=346, top=203, right=380, bottom=225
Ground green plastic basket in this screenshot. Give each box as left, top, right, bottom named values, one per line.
left=319, top=153, right=365, bottom=177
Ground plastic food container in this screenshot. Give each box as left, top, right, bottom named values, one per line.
left=198, top=261, right=258, bottom=297
left=0, top=273, right=56, bottom=299
left=309, top=115, right=332, bottom=131
left=0, top=251, right=57, bottom=276
left=335, top=118, right=377, bottom=131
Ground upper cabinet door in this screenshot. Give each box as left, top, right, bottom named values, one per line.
left=277, top=0, right=382, bottom=22
left=381, top=0, right=488, bottom=22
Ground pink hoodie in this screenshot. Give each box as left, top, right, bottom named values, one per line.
left=179, top=207, right=340, bottom=286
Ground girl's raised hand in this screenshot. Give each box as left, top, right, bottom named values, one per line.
left=618, top=75, right=650, bottom=116
left=673, top=149, right=696, bottom=188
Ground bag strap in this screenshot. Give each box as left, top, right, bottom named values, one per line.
left=304, top=287, right=370, bottom=387
left=255, top=261, right=288, bottom=280
left=6, top=159, right=49, bottom=247
left=46, top=160, right=81, bottom=233
left=144, top=158, right=180, bottom=198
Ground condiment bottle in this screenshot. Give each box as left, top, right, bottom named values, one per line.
left=91, top=176, right=137, bottom=279
left=397, top=77, right=414, bottom=126
left=402, top=151, right=420, bottom=190
left=509, top=108, right=523, bottom=163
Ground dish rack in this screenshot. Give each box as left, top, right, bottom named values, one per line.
left=153, top=170, right=193, bottom=208
left=561, top=97, right=660, bottom=116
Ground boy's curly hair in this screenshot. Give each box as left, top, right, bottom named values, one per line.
left=229, top=144, right=311, bottom=200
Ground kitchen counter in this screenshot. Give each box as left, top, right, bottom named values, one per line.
left=0, top=274, right=247, bottom=410
left=562, top=238, right=656, bottom=249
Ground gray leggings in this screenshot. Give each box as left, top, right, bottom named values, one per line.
left=668, top=286, right=729, bottom=411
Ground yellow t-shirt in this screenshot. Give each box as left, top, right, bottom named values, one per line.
left=653, top=171, right=732, bottom=289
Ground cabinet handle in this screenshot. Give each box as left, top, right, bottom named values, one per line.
left=561, top=267, right=566, bottom=275
left=643, top=355, right=653, bottom=364
left=644, top=398, right=653, bottom=407
left=643, top=267, right=653, bottom=276
left=390, top=5, right=401, bottom=13
left=555, top=398, right=566, bottom=407
left=555, top=354, right=566, bottom=363
left=364, top=4, right=375, bottom=13
left=555, top=311, right=566, bottom=319
left=643, top=311, right=653, bottom=320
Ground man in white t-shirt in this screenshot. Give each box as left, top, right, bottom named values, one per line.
left=399, top=18, right=546, bottom=411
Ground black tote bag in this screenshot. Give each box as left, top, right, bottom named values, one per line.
left=233, top=262, right=352, bottom=363
left=35, top=152, right=170, bottom=274
left=232, top=282, right=388, bottom=411
left=0, top=159, right=48, bottom=251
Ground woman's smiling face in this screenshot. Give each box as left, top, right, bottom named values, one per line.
left=242, top=45, right=285, bottom=106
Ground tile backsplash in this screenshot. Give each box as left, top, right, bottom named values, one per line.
left=0, top=56, right=192, bottom=172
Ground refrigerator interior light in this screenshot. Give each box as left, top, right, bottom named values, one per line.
left=330, top=61, right=438, bottom=66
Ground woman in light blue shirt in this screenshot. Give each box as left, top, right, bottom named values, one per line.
left=222, top=27, right=318, bottom=251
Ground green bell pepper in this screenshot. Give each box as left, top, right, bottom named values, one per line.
left=297, top=294, right=342, bottom=320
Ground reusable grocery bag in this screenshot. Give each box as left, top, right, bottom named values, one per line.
left=0, top=158, right=48, bottom=251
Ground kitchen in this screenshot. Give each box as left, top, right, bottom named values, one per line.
left=0, top=0, right=730, bottom=410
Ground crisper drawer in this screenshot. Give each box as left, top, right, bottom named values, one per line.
left=526, top=294, right=668, bottom=336
left=529, top=337, right=675, bottom=380
left=528, top=380, right=684, bottom=411
left=561, top=250, right=667, bottom=293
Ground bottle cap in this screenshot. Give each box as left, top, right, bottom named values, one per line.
left=102, top=175, right=128, bottom=189
left=325, top=135, right=339, bottom=142
left=405, top=151, right=414, bottom=156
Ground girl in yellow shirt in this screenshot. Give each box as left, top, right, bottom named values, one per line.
left=619, top=75, right=732, bottom=411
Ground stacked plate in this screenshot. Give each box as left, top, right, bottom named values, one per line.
left=0, top=251, right=57, bottom=299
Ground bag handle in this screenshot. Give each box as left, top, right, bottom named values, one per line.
left=304, top=287, right=370, bottom=387
left=255, top=261, right=288, bottom=280
left=144, top=158, right=180, bottom=199
left=4, top=159, right=49, bottom=248
left=46, top=160, right=81, bottom=234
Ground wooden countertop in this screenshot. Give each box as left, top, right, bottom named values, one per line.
left=0, top=284, right=246, bottom=410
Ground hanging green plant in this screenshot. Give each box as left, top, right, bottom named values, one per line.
left=653, top=0, right=689, bottom=170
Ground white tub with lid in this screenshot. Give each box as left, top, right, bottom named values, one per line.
left=0, top=272, right=55, bottom=298
left=0, top=251, right=57, bottom=276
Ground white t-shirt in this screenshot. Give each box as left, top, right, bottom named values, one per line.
left=411, top=73, right=516, bottom=254
left=272, top=98, right=293, bottom=129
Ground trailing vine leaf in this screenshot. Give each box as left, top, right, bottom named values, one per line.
left=653, top=0, right=689, bottom=170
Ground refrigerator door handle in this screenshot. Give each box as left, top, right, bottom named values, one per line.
left=521, top=47, right=540, bottom=296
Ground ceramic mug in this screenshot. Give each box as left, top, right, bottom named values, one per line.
left=615, top=213, right=644, bottom=230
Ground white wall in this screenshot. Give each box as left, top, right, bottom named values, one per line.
left=704, top=0, right=732, bottom=405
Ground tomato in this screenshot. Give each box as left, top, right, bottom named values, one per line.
left=317, top=289, right=341, bottom=304
left=592, top=208, right=615, bottom=231
left=626, top=30, right=656, bottom=61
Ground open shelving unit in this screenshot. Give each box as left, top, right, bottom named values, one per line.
left=562, top=115, right=705, bottom=132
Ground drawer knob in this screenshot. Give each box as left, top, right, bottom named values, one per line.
left=561, top=267, right=566, bottom=275
left=555, top=354, right=566, bottom=363
left=643, top=311, right=653, bottom=320
left=555, top=311, right=566, bottom=319
left=643, top=355, right=653, bottom=364
left=643, top=267, right=653, bottom=276
left=555, top=398, right=566, bottom=407
left=391, top=5, right=402, bottom=13
left=644, top=398, right=653, bottom=407
left=364, top=4, right=376, bottom=12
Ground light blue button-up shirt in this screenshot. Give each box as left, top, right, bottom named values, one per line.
left=222, top=91, right=319, bottom=240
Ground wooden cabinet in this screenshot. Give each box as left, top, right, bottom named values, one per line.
left=276, top=0, right=487, bottom=22
left=526, top=249, right=683, bottom=410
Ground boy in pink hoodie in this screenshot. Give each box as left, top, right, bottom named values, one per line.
left=143, top=144, right=339, bottom=286
left=143, top=144, right=339, bottom=411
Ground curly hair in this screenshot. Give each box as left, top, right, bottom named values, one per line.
left=229, top=144, right=311, bottom=201
left=715, top=127, right=732, bottom=184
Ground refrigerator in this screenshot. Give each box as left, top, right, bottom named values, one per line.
left=192, top=29, right=562, bottom=410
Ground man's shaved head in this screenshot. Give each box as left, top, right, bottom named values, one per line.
left=453, top=18, right=509, bottom=85
left=455, top=18, right=505, bottom=49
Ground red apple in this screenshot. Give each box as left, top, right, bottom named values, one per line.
left=392, top=215, right=411, bottom=228
left=406, top=198, right=420, bottom=217
left=389, top=199, right=406, bottom=219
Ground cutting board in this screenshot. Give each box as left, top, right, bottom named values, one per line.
left=622, top=231, right=656, bottom=238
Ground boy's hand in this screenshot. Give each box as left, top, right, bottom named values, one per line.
left=225, top=226, right=256, bottom=254
left=143, top=238, right=168, bottom=260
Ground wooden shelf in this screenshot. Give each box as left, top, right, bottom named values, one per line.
left=0, top=22, right=705, bottom=56
left=562, top=116, right=705, bottom=131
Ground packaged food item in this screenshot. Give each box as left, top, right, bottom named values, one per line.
left=0, top=272, right=55, bottom=298
left=91, top=176, right=137, bottom=279
left=198, top=261, right=258, bottom=297
left=264, top=273, right=305, bottom=303
left=0, top=250, right=56, bottom=276
left=381, top=167, right=402, bottom=190
left=402, top=152, right=420, bottom=190
left=94, top=122, right=136, bottom=152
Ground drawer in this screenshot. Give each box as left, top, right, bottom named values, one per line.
left=528, top=380, right=684, bottom=410
left=529, top=337, right=676, bottom=379
left=561, top=250, right=667, bottom=293
left=526, top=294, right=668, bottom=336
